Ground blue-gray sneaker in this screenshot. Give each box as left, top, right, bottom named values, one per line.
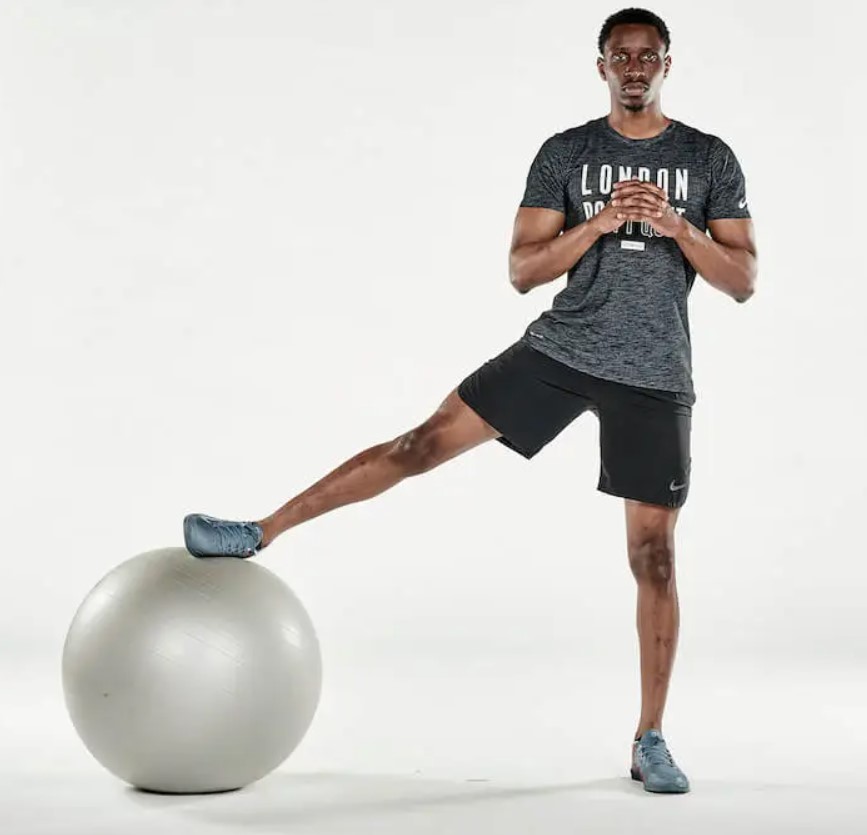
left=183, top=513, right=265, bottom=559
left=631, top=729, right=690, bottom=793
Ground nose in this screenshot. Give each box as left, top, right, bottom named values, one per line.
left=623, top=55, right=645, bottom=78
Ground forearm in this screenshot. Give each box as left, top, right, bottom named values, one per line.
left=673, top=218, right=757, bottom=303
left=510, top=219, right=603, bottom=294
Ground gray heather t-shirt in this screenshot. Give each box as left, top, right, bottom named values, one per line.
left=519, top=115, right=751, bottom=405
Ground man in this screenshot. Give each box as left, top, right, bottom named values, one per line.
left=183, top=7, right=758, bottom=795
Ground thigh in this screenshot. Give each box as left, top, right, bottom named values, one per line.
left=457, top=340, right=595, bottom=459
left=391, top=387, right=501, bottom=474
left=596, top=382, right=692, bottom=509
left=417, top=387, right=503, bottom=456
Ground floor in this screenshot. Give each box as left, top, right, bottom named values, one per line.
left=4, top=652, right=865, bottom=834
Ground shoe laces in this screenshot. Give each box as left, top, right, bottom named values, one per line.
left=210, top=518, right=257, bottom=557
left=641, top=738, right=676, bottom=769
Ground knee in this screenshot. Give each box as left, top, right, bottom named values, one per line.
left=389, top=425, right=442, bottom=475
left=628, top=535, right=675, bottom=585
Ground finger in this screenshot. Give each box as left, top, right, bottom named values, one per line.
left=615, top=208, right=665, bottom=219
left=612, top=177, right=664, bottom=192
left=612, top=180, right=667, bottom=198
left=616, top=205, right=666, bottom=215
left=611, top=193, right=665, bottom=207
left=611, top=196, right=666, bottom=212
left=612, top=184, right=667, bottom=202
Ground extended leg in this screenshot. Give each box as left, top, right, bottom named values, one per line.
left=254, top=389, right=500, bottom=547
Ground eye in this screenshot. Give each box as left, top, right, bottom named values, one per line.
left=642, top=53, right=658, bottom=62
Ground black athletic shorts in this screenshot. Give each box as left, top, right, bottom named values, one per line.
left=456, top=339, right=693, bottom=509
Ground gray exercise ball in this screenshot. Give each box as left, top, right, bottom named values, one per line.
left=62, top=546, right=322, bottom=794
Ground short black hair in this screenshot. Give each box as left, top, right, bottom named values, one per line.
left=598, top=8, right=670, bottom=56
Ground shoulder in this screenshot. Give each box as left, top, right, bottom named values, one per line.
left=532, top=118, right=600, bottom=165
left=542, top=117, right=602, bottom=147
left=673, top=120, right=741, bottom=158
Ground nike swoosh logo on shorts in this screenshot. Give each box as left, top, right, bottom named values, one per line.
left=669, top=480, right=687, bottom=491
left=738, top=197, right=747, bottom=208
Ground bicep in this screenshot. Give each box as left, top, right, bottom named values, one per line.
left=707, top=218, right=757, bottom=257
left=511, top=207, right=565, bottom=253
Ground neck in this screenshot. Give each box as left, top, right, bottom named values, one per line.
left=606, top=102, right=669, bottom=139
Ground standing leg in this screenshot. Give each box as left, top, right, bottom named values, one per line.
left=625, top=499, right=682, bottom=741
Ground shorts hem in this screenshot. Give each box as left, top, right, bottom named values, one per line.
left=596, top=483, right=688, bottom=509
left=456, top=383, right=539, bottom=460
left=495, top=435, right=538, bottom=460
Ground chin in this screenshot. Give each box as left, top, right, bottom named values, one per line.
left=623, top=102, right=646, bottom=112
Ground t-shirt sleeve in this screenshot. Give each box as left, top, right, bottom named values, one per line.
left=706, top=137, right=752, bottom=221
left=520, top=135, right=568, bottom=213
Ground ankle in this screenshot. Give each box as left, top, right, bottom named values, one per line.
left=634, top=726, right=660, bottom=741
left=256, top=519, right=276, bottom=549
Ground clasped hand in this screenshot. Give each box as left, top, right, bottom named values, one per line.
left=592, top=177, right=685, bottom=238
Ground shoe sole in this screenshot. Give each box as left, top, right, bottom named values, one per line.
left=630, top=766, right=690, bottom=793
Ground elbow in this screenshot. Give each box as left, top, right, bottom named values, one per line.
left=733, top=255, right=758, bottom=303
left=733, top=273, right=757, bottom=304
left=509, top=253, right=530, bottom=294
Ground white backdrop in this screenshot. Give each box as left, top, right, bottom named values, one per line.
left=1, top=0, right=865, bottom=831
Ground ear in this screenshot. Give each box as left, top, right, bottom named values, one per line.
left=663, top=54, right=672, bottom=77
left=597, top=56, right=607, bottom=81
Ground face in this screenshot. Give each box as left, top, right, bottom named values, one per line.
left=597, top=23, right=670, bottom=112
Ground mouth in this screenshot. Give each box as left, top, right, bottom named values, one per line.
left=622, top=83, right=649, bottom=96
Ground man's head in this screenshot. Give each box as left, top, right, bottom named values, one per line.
left=597, top=8, right=671, bottom=113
